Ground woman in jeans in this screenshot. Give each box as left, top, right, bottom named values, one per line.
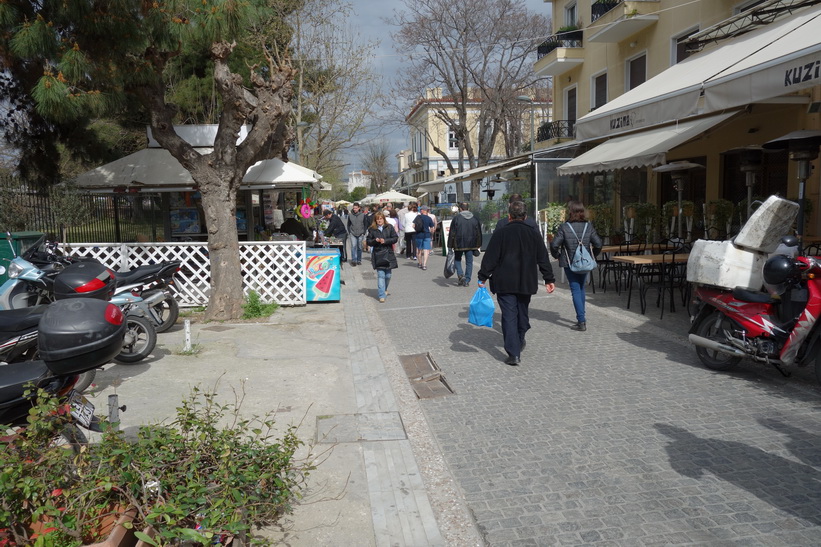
left=550, top=201, right=602, bottom=331
left=366, top=212, right=398, bottom=303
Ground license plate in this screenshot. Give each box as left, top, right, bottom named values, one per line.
left=68, top=390, right=95, bottom=429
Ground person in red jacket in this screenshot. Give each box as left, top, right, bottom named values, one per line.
left=477, top=201, right=555, bottom=366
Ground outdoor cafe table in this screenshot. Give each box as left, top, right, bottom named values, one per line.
left=612, top=253, right=690, bottom=311
left=599, top=243, right=669, bottom=255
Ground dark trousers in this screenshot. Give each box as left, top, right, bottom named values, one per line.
left=404, top=232, right=417, bottom=258
left=496, top=293, right=531, bottom=359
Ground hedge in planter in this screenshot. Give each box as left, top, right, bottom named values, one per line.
left=0, top=386, right=316, bottom=546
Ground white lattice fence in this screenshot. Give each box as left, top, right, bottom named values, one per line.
left=63, top=241, right=307, bottom=307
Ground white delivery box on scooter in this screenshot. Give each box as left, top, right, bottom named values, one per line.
left=687, top=196, right=799, bottom=290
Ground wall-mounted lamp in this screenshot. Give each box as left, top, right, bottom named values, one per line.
left=629, top=41, right=637, bottom=48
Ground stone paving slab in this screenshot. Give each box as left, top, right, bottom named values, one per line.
left=360, top=251, right=821, bottom=546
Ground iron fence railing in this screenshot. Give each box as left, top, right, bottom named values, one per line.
left=536, top=32, right=583, bottom=59
left=538, top=120, right=575, bottom=141
left=591, top=0, right=622, bottom=22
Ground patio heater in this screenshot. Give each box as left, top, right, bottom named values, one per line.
left=763, top=130, right=821, bottom=252
left=652, top=161, right=704, bottom=241
left=725, top=146, right=766, bottom=220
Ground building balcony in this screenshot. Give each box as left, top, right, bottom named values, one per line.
left=587, top=1, right=660, bottom=43
left=538, top=120, right=575, bottom=141
left=534, top=35, right=584, bottom=77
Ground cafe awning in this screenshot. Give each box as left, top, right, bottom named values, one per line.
left=558, top=111, right=737, bottom=176
left=574, top=4, right=821, bottom=141
left=416, top=153, right=532, bottom=192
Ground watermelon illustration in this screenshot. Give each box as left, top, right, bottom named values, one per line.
left=314, top=268, right=335, bottom=298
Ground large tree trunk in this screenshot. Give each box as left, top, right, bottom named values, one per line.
left=200, top=174, right=244, bottom=321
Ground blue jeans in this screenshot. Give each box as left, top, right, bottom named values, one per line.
left=377, top=268, right=392, bottom=299
left=349, top=234, right=365, bottom=263
left=454, top=250, right=474, bottom=284
left=564, top=267, right=588, bottom=323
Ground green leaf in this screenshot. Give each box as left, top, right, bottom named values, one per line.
left=134, top=531, right=159, bottom=546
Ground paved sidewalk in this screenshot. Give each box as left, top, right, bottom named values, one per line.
left=84, top=247, right=821, bottom=546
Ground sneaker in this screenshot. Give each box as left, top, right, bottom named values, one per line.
left=457, top=275, right=465, bottom=285
left=422, top=265, right=427, bottom=270
left=379, top=298, right=385, bottom=303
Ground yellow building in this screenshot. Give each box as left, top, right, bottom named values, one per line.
left=400, top=88, right=551, bottom=203
left=536, top=0, right=821, bottom=241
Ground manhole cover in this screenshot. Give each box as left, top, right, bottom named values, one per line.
left=398, top=353, right=454, bottom=398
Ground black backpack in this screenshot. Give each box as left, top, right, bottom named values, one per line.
left=413, top=215, right=426, bottom=234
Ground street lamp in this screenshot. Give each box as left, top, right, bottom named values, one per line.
left=516, top=96, right=535, bottom=153
left=294, top=120, right=310, bottom=164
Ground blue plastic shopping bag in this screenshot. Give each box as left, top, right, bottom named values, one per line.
left=468, top=286, right=495, bottom=327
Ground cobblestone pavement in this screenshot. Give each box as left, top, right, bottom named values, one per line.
left=360, top=250, right=821, bottom=546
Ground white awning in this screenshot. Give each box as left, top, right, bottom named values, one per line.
left=73, top=149, right=321, bottom=193
left=416, top=154, right=532, bottom=192
left=574, top=5, right=821, bottom=141
left=558, top=112, right=737, bottom=175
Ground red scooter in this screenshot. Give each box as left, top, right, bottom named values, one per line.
left=689, top=252, right=821, bottom=383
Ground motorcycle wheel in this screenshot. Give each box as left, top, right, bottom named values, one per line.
left=114, top=315, right=156, bottom=364
left=74, top=369, right=97, bottom=393
left=146, top=290, right=179, bottom=333
left=693, top=310, right=743, bottom=371
left=57, top=423, right=88, bottom=454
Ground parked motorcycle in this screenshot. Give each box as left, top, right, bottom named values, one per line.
left=25, top=237, right=181, bottom=333
left=689, top=252, right=821, bottom=383
left=0, top=298, right=126, bottom=446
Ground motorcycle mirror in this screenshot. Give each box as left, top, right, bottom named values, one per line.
left=5, top=232, right=16, bottom=258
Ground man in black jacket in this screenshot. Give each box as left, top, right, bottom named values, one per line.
left=322, top=209, right=348, bottom=262
left=478, top=201, right=555, bottom=366
left=448, top=202, right=482, bottom=287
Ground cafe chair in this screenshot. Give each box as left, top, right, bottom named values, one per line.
left=804, top=242, right=821, bottom=257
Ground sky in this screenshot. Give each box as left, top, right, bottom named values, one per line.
left=343, top=0, right=553, bottom=176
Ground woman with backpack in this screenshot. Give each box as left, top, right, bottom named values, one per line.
left=550, top=201, right=602, bottom=332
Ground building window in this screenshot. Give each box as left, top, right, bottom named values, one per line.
left=734, top=0, right=767, bottom=14
left=673, top=27, right=699, bottom=64
left=592, top=73, right=607, bottom=110
left=448, top=129, right=459, bottom=150
left=565, top=2, right=577, bottom=26
left=565, top=86, right=577, bottom=135
left=627, top=54, right=646, bottom=90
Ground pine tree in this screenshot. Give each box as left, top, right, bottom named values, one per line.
left=0, top=1, right=298, bottom=320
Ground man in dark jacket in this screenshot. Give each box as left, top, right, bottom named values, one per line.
left=346, top=202, right=367, bottom=266
left=478, top=201, right=555, bottom=366
left=494, top=193, right=540, bottom=234
left=323, top=209, right=348, bottom=262
left=448, top=202, right=483, bottom=287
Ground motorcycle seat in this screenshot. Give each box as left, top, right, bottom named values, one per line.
left=0, top=305, right=49, bottom=333
left=114, top=263, right=169, bottom=286
left=0, top=360, right=50, bottom=403
left=732, top=287, right=776, bottom=304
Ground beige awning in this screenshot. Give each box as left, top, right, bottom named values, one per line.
left=416, top=154, right=532, bottom=192
left=558, top=112, right=737, bottom=175
left=574, top=5, right=821, bottom=140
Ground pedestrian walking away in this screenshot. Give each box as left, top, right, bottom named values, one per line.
left=494, top=193, right=541, bottom=234
left=322, top=209, right=348, bottom=262
left=550, top=200, right=602, bottom=332
left=346, top=202, right=367, bottom=266
left=404, top=204, right=419, bottom=259
left=414, top=205, right=435, bottom=270
left=448, top=202, right=482, bottom=287
left=478, top=201, right=555, bottom=366
left=366, top=212, right=399, bottom=302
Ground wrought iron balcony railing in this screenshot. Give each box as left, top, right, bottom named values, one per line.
left=536, top=31, right=583, bottom=59
left=591, top=0, right=622, bottom=23
left=538, top=120, right=575, bottom=141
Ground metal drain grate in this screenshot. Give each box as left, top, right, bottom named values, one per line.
left=398, top=352, right=454, bottom=398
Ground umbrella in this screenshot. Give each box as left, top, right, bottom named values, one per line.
left=362, top=190, right=417, bottom=205
left=334, top=200, right=352, bottom=207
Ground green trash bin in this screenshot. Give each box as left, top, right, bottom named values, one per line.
left=0, top=231, right=44, bottom=285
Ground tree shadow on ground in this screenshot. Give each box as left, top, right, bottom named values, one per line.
left=655, top=422, right=821, bottom=527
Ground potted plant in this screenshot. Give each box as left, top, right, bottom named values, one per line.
left=707, top=198, right=734, bottom=238
left=587, top=203, right=614, bottom=241
left=540, top=203, right=566, bottom=240
left=556, top=25, right=583, bottom=42
left=1, top=386, right=315, bottom=547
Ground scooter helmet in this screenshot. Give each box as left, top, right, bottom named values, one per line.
left=762, top=254, right=800, bottom=295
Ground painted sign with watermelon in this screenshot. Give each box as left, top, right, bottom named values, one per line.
left=306, top=249, right=341, bottom=302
